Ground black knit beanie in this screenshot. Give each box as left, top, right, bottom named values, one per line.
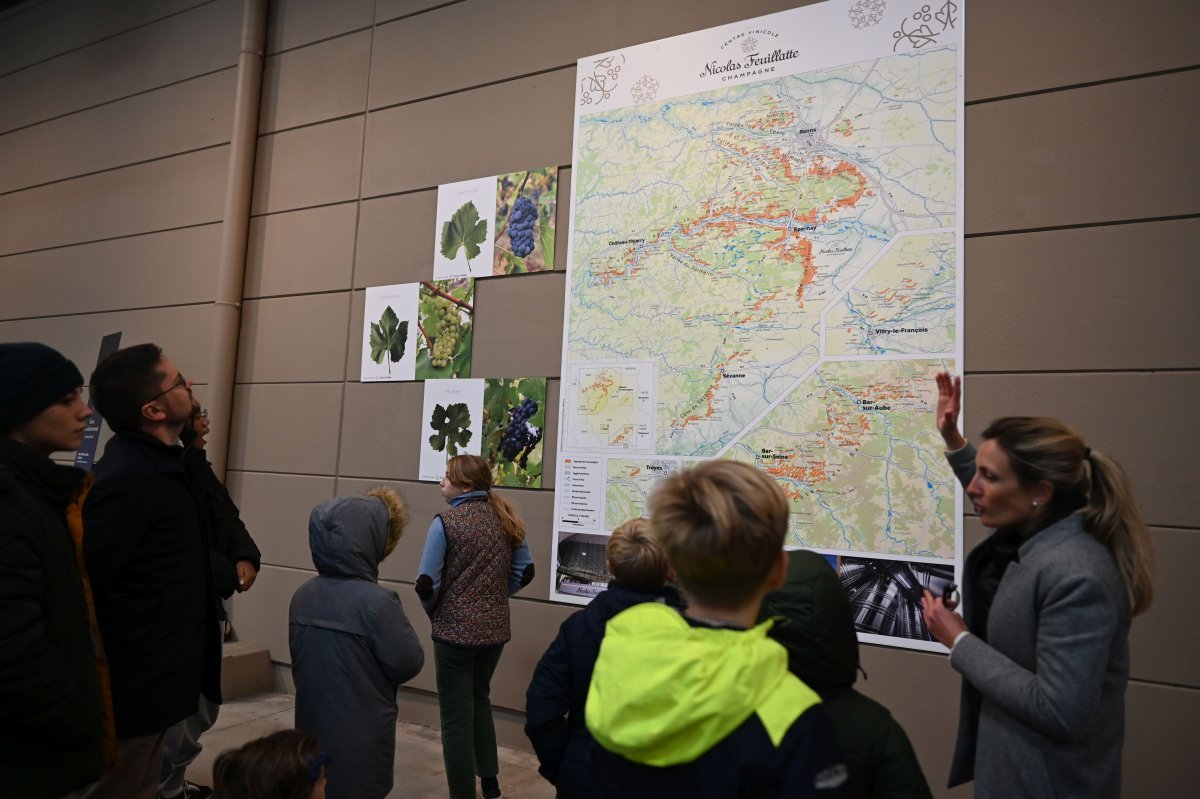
left=0, top=342, right=85, bottom=431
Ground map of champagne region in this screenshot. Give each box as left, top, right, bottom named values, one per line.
left=564, top=363, right=654, bottom=452
left=565, top=46, right=959, bottom=558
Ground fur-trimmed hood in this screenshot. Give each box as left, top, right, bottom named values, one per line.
left=308, top=487, right=408, bottom=581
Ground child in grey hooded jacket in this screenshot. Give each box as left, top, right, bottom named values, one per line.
left=290, top=488, right=425, bottom=799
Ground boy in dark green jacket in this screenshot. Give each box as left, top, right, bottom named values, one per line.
left=585, top=460, right=848, bottom=798
left=762, top=550, right=932, bottom=799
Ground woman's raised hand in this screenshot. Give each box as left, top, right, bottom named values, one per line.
left=935, top=371, right=966, bottom=451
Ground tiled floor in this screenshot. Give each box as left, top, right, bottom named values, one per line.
left=186, top=692, right=555, bottom=799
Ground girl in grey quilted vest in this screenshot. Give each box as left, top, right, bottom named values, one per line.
left=415, top=454, right=535, bottom=799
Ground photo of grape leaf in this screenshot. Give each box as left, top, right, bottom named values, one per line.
left=369, top=305, right=408, bottom=374
left=440, top=201, right=488, bottom=267
left=428, top=402, right=473, bottom=455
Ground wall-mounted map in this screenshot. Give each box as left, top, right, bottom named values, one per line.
left=552, top=0, right=964, bottom=652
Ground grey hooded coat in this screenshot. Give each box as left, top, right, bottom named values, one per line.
left=290, top=492, right=425, bottom=799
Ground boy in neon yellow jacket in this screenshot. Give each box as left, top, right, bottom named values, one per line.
left=586, top=460, right=849, bottom=797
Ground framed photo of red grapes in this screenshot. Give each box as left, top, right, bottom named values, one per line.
left=481, top=378, right=547, bottom=488
left=433, top=166, right=558, bottom=279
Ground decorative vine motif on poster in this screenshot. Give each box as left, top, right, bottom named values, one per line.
left=630, top=75, right=660, bottom=104
left=892, top=2, right=957, bottom=50
left=579, top=55, right=624, bottom=106
left=849, top=0, right=887, bottom=29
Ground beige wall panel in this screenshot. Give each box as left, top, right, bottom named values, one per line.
left=0, top=69, right=235, bottom=193
left=353, top=191, right=436, bottom=288
left=0, top=304, right=216, bottom=383
left=227, top=382, right=343, bottom=473
left=491, top=599, right=576, bottom=710
left=1123, top=681, right=1200, bottom=797
left=259, top=30, right=370, bottom=134
left=0, top=146, right=228, bottom=256
left=337, top=381, right=425, bottom=478
left=0, top=224, right=220, bottom=320
left=266, top=0, right=374, bottom=55
left=0, top=0, right=204, bottom=76
left=368, top=0, right=810, bottom=108
left=554, top=166, right=571, bottom=264
left=1130, top=527, right=1200, bottom=687
left=966, top=71, right=1200, bottom=233
left=225, top=470, right=335, bottom=571
left=471, top=273, right=566, bottom=378
left=963, top=372, right=1198, bottom=529
left=236, top=293, right=351, bottom=383
left=0, top=0, right=240, bottom=134
left=854, top=645, right=967, bottom=797
left=232, top=564, right=311, bottom=663
left=251, top=116, right=364, bottom=215
left=969, top=1, right=1200, bottom=101
left=344, top=290, right=366, bottom=381
left=965, top=219, right=1200, bottom=371
left=374, top=0, right=449, bottom=24
left=361, top=70, right=574, bottom=197
left=244, top=203, right=358, bottom=298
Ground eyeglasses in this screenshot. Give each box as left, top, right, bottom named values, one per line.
left=143, top=372, right=187, bottom=405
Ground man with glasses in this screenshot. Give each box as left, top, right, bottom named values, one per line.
left=82, top=344, right=221, bottom=799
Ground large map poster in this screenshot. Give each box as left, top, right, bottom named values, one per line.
left=553, top=0, right=964, bottom=651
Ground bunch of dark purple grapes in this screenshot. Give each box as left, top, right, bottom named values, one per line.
left=500, top=397, right=542, bottom=468
left=507, top=196, right=537, bottom=257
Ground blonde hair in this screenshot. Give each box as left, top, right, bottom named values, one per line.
left=648, top=460, right=787, bottom=608
left=982, top=417, right=1154, bottom=615
left=445, top=454, right=527, bottom=544
left=366, top=486, right=407, bottom=559
left=607, top=518, right=670, bottom=591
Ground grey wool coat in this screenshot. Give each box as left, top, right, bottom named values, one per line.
left=946, top=445, right=1130, bottom=799
left=290, top=492, right=425, bottom=799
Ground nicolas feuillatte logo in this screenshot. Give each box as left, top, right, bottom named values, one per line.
left=701, top=27, right=799, bottom=81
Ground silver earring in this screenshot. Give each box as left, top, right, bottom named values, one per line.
left=1032, top=500, right=1039, bottom=508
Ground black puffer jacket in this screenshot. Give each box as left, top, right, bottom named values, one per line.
left=762, top=551, right=932, bottom=799
left=524, top=581, right=684, bottom=798
left=83, top=433, right=222, bottom=736
left=0, top=437, right=105, bottom=798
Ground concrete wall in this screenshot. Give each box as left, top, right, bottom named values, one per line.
left=1, top=0, right=1197, bottom=794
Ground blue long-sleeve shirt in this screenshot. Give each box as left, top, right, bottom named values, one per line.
left=415, top=491, right=535, bottom=613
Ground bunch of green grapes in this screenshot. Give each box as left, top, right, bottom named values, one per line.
left=430, top=298, right=462, bottom=367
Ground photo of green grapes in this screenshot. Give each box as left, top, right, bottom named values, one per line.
left=493, top=166, right=557, bottom=275
left=416, top=278, right=474, bottom=379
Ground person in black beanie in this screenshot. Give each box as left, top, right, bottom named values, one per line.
left=0, top=341, right=108, bottom=799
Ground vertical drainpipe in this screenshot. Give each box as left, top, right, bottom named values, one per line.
left=207, top=0, right=268, bottom=479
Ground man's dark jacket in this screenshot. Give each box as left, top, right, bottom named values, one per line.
left=525, top=581, right=684, bottom=798
left=762, top=551, right=932, bottom=799
left=83, top=432, right=222, bottom=737
left=0, top=437, right=105, bottom=797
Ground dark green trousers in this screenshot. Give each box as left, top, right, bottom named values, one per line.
left=433, top=640, right=505, bottom=799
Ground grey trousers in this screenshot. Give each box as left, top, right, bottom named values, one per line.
left=158, top=695, right=220, bottom=796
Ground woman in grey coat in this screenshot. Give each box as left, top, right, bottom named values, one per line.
left=290, top=488, right=425, bottom=799
left=922, top=372, right=1155, bottom=799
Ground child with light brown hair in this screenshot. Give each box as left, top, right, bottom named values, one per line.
left=525, top=518, right=684, bottom=799
left=585, top=460, right=848, bottom=798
